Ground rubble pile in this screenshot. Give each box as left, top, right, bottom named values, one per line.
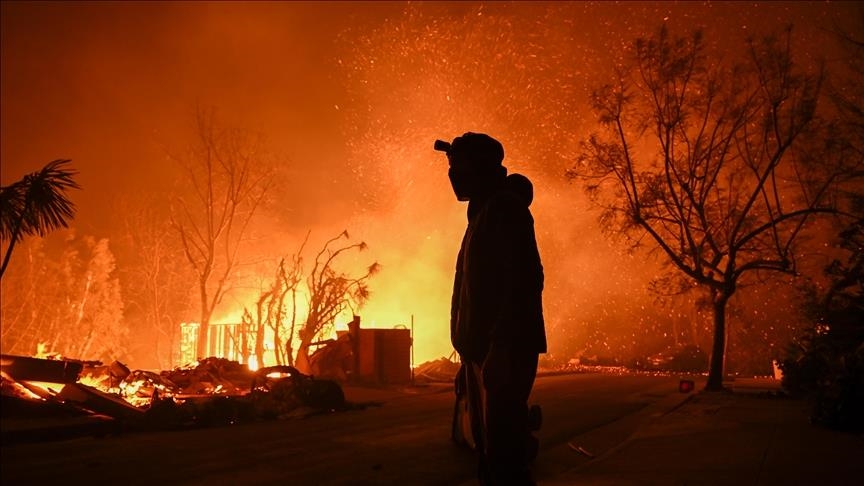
left=77, top=360, right=131, bottom=392
left=162, top=357, right=254, bottom=395
left=413, top=357, right=460, bottom=383
left=1, top=353, right=348, bottom=443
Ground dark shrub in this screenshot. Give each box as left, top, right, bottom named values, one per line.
left=781, top=320, right=864, bottom=432
left=781, top=217, right=864, bottom=432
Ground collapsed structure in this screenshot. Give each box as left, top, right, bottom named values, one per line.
left=177, top=316, right=414, bottom=386
left=0, top=318, right=461, bottom=445
left=0, top=354, right=347, bottom=445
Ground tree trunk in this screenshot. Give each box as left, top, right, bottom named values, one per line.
left=196, top=269, right=213, bottom=358
left=295, top=341, right=311, bottom=374
left=255, top=309, right=265, bottom=369
left=0, top=237, right=19, bottom=279
left=254, top=325, right=265, bottom=368
left=285, top=341, right=294, bottom=367
left=197, top=313, right=211, bottom=359
left=273, top=335, right=283, bottom=366
left=240, top=318, right=249, bottom=367
left=272, top=286, right=289, bottom=366
left=706, top=294, right=730, bottom=391
left=0, top=198, right=29, bottom=279
left=286, top=289, right=298, bottom=367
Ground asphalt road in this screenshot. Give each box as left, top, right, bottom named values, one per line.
left=1, top=372, right=686, bottom=485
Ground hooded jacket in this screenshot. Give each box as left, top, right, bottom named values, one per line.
left=450, top=174, right=547, bottom=363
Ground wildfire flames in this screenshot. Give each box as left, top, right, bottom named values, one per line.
left=1, top=2, right=856, bottom=378
left=2, top=315, right=418, bottom=426
left=1, top=351, right=353, bottom=434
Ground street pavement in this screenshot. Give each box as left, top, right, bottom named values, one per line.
left=543, top=377, right=864, bottom=486
left=340, top=374, right=864, bottom=485
left=3, top=373, right=862, bottom=485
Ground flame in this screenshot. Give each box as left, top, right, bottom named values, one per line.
left=77, top=373, right=118, bottom=393
left=265, top=370, right=290, bottom=379
left=20, top=381, right=66, bottom=396
left=214, top=282, right=314, bottom=324
left=35, top=342, right=62, bottom=360
left=206, top=254, right=455, bottom=366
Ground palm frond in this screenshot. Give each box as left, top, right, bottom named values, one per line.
left=0, top=180, right=27, bottom=240
left=5, top=160, right=80, bottom=241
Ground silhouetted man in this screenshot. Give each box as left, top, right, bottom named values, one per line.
left=437, top=133, right=546, bottom=485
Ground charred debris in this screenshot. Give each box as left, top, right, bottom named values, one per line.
left=0, top=354, right=352, bottom=444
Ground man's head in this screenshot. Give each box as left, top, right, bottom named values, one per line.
left=439, top=132, right=506, bottom=201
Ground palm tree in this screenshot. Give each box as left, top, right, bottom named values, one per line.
left=0, top=159, right=80, bottom=278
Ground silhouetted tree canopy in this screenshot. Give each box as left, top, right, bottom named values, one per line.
left=0, top=159, right=79, bottom=277
left=569, top=25, right=859, bottom=390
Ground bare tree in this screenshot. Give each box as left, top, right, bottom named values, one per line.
left=293, top=231, right=379, bottom=373
left=171, top=109, right=273, bottom=359
left=266, top=254, right=304, bottom=366
left=243, top=252, right=303, bottom=367
left=241, top=230, right=377, bottom=371
left=115, top=195, right=194, bottom=369
left=1, top=159, right=79, bottom=278
left=568, top=26, right=856, bottom=390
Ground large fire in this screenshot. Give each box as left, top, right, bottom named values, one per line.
left=1, top=1, right=851, bottom=378
left=204, top=232, right=458, bottom=370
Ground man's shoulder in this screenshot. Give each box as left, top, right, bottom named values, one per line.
left=486, top=189, right=531, bottom=216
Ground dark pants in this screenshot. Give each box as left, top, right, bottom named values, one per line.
left=465, top=351, right=539, bottom=485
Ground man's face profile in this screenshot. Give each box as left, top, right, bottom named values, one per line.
left=448, top=152, right=478, bottom=202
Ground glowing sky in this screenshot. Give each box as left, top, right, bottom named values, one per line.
left=1, top=1, right=855, bottom=367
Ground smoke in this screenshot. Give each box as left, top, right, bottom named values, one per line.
left=330, top=4, right=671, bottom=362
